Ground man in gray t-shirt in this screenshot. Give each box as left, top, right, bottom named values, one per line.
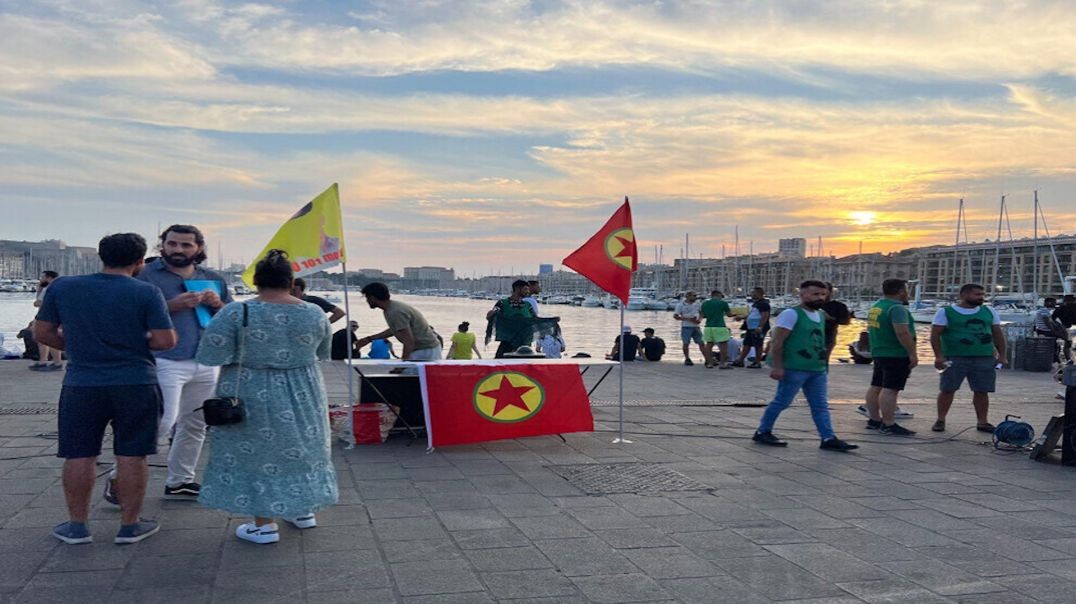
left=673, top=291, right=704, bottom=366
left=358, top=282, right=442, bottom=361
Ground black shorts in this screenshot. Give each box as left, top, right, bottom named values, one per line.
left=743, top=330, right=766, bottom=348
left=57, top=385, right=163, bottom=459
left=870, top=357, right=912, bottom=391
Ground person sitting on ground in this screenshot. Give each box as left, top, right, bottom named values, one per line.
left=640, top=328, right=666, bottom=362
left=331, top=320, right=361, bottom=360
left=17, top=321, right=39, bottom=360
left=607, top=325, right=641, bottom=361
left=848, top=331, right=873, bottom=364
left=448, top=322, right=482, bottom=360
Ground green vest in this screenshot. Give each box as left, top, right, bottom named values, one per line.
left=779, top=307, right=828, bottom=372
left=941, top=305, right=995, bottom=357
left=868, top=298, right=915, bottom=358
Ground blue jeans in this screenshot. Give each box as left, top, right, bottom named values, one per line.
left=757, top=369, right=836, bottom=441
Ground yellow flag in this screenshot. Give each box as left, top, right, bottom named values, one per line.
left=242, top=183, right=347, bottom=287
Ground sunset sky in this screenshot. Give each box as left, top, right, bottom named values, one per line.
left=3, top=1, right=1075, bottom=274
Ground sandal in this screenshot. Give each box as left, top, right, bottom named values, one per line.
left=931, top=420, right=945, bottom=432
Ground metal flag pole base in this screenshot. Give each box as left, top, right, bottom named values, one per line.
left=612, top=437, right=634, bottom=444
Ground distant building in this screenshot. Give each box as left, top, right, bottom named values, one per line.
left=402, top=266, right=456, bottom=289
left=778, top=238, right=807, bottom=257
left=0, top=239, right=99, bottom=279
left=538, top=264, right=553, bottom=275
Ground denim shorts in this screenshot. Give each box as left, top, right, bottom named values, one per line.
left=939, top=356, right=997, bottom=393
left=681, top=326, right=703, bottom=345
left=57, top=385, right=163, bottom=458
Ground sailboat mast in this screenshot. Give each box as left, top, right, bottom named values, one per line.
left=1033, top=191, right=1039, bottom=302
left=990, top=195, right=1004, bottom=299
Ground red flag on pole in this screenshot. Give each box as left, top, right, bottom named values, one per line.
left=562, top=197, right=637, bottom=303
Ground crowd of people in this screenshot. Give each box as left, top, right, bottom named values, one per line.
left=25, top=226, right=1076, bottom=547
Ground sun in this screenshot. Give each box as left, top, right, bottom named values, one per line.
left=849, top=211, right=877, bottom=226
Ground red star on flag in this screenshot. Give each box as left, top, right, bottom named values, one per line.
left=480, top=376, right=535, bottom=416
left=613, top=234, right=636, bottom=259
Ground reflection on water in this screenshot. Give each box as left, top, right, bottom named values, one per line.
left=3, top=292, right=940, bottom=362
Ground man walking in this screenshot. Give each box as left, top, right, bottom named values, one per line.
left=864, top=279, right=917, bottom=435
left=752, top=281, right=857, bottom=452
left=30, top=270, right=63, bottom=371
left=930, top=283, right=1005, bottom=433
left=109, top=225, right=231, bottom=503
left=734, top=287, right=770, bottom=368
left=359, top=282, right=442, bottom=360
left=36, top=233, right=176, bottom=544
left=673, top=291, right=704, bottom=366
left=700, top=290, right=735, bottom=368
left=821, top=283, right=851, bottom=362
left=292, top=277, right=345, bottom=324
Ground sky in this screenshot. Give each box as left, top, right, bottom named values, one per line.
left=2, top=0, right=1075, bottom=274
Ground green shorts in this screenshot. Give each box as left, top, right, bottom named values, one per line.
left=703, top=327, right=731, bottom=344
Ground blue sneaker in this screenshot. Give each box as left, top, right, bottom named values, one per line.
left=53, top=521, right=93, bottom=544
left=114, top=519, right=160, bottom=544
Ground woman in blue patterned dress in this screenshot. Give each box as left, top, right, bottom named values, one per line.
left=195, top=250, right=338, bottom=544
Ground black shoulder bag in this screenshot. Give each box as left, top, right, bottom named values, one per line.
left=198, top=303, right=247, bottom=426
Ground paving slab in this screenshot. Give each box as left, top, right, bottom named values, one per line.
left=4, top=361, right=1076, bottom=602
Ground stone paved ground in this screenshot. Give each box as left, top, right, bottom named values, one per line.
left=2, top=360, right=1075, bottom=603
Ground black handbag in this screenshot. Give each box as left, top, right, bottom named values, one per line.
left=199, top=303, right=248, bottom=426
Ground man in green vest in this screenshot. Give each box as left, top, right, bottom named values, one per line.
left=864, top=279, right=917, bottom=436
left=753, top=280, right=858, bottom=451
left=930, top=283, right=1006, bottom=433
left=486, top=280, right=538, bottom=358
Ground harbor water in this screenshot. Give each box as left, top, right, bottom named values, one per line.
left=1, top=292, right=942, bottom=362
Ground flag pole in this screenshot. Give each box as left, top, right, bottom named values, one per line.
left=613, top=303, right=631, bottom=444
left=340, top=258, right=357, bottom=443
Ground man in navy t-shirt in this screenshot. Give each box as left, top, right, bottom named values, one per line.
left=35, top=233, right=176, bottom=546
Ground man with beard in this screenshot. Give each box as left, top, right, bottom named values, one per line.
left=106, top=225, right=231, bottom=505
left=753, top=280, right=858, bottom=452
left=930, top=283, right=1005, bottom=434
left=36, top=233, right=176, bottom=544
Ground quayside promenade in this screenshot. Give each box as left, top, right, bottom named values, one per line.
left=2, top=360, right=1075, bottom=603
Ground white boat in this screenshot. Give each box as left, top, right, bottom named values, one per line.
left=626, top=287, right=659, bottom=311
left=545, top=295, right=571, bottom=305
left=581, top=296, right=603, bottom=307
left=603, top=296, right=621, bottom=309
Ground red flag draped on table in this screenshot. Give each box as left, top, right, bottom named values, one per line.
left=420, top=364, right=594, bottom=448
left=562, top=197, right=637, bottom=303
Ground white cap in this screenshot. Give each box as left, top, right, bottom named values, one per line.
left=622, top=324, right=632, bottom=332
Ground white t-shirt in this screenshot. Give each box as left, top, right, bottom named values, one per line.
left=538, top=334, right=564, bottom=358
left=932, top=305, right=1001, bottom=326
left=35, top=285, right=48, bottom=304
left=675, top=301, right=702, bottom=327
left=726, top=337, right=743, bottom=360
left=774, top=307, right=822, bottom=331
left=523, top=296, right=540, bottom=317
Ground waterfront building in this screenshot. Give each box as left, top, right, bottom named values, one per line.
left=0, top=239, right=99, bottom=279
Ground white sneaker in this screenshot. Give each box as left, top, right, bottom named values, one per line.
left=858, top=405, right=914, bottom=419
left=285, top=514, right=317, bottom=529
left=236, top=522, right=280, bottom=544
